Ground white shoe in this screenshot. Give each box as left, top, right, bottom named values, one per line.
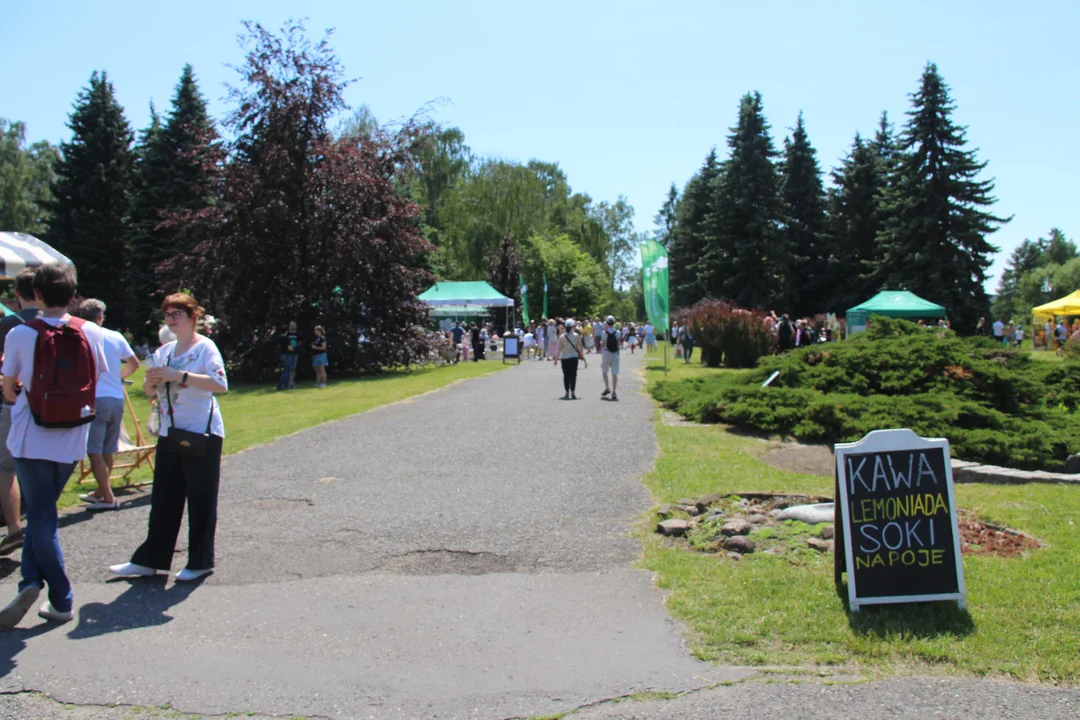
left=38, top=601, right=73, bottom=623
left=0, top=586, right=40, bottom=631
left=85, top=499, right=119, bottom=511
left=175, top=568, right=213, bottom=582
left=109, top=562, right=157, bottom=578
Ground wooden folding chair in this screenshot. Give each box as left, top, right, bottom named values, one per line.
left=77, top=387, right=156, bottom=487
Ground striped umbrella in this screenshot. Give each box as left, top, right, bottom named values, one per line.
left=0, top=232, right=75, bottom=280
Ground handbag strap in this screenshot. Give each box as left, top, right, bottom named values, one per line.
left=164, top=348, right=214, bottom=435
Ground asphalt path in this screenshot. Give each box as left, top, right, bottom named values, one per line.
left=0, top=348, right=748, bottom=718
left=0, top=348, right=1077, bottom=719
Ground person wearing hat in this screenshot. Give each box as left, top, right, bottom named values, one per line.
left=554, top=319, right=586, bottom=400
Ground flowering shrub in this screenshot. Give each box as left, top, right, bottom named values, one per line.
left=675, top=299, right=775, bottom=368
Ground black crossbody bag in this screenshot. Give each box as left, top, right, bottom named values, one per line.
left=161, top=380, right=214, bottom=457
left=158, top=347, right=213, bottom=455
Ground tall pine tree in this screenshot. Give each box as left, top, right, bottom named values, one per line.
left=780, top=112, right=828, bottom=313
left=705, top=92, right=784, bottom=310
left=128, top=64, right=220, bottom=334
left=827, top=133, right=888, bottom=312
left=127, top=106, right=172, bottom=335
left=668, top=149, right=719, bottom=307
left=47, top=71, right=135, bottom=324
left=877, top=63, right=1009, bottom=331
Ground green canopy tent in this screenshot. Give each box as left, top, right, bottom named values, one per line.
left=418, top=281, right=514, bottom=327
left=846, top=291, right=946, bottom=335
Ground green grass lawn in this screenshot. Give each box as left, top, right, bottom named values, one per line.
left=61, top=359, right=509, bottom=509
left=641, top=349, right=1080, bottom=684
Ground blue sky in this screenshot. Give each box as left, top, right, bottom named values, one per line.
left=3, top=0, right=1078, bottom=292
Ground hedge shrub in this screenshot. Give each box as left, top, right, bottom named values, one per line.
left=652, top=317, right=1080, bottom=471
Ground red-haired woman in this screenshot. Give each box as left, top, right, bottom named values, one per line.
left=110, top=293, right=228, bottom=583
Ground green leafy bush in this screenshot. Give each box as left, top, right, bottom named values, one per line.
left=652, top=317, right=1080, bottom=470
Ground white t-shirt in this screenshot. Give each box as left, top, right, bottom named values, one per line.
left=95, top=326, right=136, bottom=400
left=152, top=337, right=228, bottom=438
left=644, top=324, right=654, bottom=337
left=2, top=316, right=108, bottom=463
left=992, top=320, right=1004, bottom=337
left=1016, top=328, right=1024, bottom=341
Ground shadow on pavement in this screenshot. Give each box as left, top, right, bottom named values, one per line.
left=68, top=574, right=206, bottom=640
left=58, top=493, right=152, bottom=531
left=0, top=616, right=68, bottom=679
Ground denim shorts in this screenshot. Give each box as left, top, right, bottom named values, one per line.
left=87, top=396, right=126, bottom=454
left=312, top=352, right=328, bottom=367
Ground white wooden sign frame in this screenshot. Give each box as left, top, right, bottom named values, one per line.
left=835, top=428, right=967, bottom=613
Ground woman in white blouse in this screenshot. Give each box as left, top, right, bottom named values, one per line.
left=110, top=293, right=228, bottom=582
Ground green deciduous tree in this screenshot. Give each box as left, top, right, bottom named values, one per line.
left=995, top=228, right=1077, bottom=320
left=877, top=63, right=1010, bottom=331
left=704, top=91, right=785, bottom=310
left=780, top=112, right=829, bottom=313
left=0, top=120, right=59, bottom=236
left=47, top=71, right=135, bottom=325
left=521, top=232, right=606, bottom=319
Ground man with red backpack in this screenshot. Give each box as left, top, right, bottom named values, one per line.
left=0, top=265, right=107, bottom=630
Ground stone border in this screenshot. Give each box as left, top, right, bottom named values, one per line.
left=950, top=459, right=1080, bottom=485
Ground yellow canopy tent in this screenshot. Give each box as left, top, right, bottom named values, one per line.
left=1031, top=290, right=1080, bottom=319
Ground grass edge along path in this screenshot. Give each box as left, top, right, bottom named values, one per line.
left=637, top=343, right=1080, bottom=685
left=61, top=360, right=510, bottom=510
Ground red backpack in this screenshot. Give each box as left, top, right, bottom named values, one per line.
left=27, top=316, right=97, bottom=428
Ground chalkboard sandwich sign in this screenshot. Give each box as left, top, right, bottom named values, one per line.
left=835, top=428, right=966, bottom=613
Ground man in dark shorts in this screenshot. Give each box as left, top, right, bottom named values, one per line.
left=0, top=269, right=40, bottom=555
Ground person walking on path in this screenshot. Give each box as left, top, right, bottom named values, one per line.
left=277, top=321, right=300, bottom=390
left=600, top=316, right=621, bottom=401
left=678, top=325, right=695, bottom=363
left=0, top=265, right=108, bottom=629
left=110, top=293, right=228, bottom=584
left=311, top=325, right=328, bottom=388
left=546, top=319, right=559, bottom=359
left=554, top=319, right=586, bottom=400
left=76, top=299, right=140, bottom=511
left=0, top=268, right=39, bottom=556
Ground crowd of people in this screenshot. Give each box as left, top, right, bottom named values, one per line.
left=978, top=316, right=1080, bottom=350
left=0, top=265, right=229, bottom=631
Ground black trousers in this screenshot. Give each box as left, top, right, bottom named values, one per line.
left=132, top=435, right=223, bottom=571
left=561, top=358, right=578, bottom=393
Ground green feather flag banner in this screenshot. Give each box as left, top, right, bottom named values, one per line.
left=640, top=240, right=669, bottom=333
left=519, top=273, right=530, bottom=326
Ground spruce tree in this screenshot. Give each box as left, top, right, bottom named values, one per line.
left=705, top=92, right=784, bottom=310
left=47, top=71, right=135, bottom=326
left=827, top=133, right=888, bottom=312
left=127, top=106, right=172, bottom=335
left=780, top=112, right=828, bottom=313
left=877, top=63, right=1009, bottom=331
left=668, top=149, right=719, bottom=307
left=127, top=65, right=219, bottom=334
